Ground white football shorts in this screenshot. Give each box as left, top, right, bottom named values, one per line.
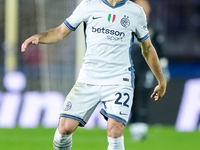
left=60, top=82, right=134, bottom=126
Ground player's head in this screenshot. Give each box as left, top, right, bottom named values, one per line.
left=134, top=0, right=151, bottom=20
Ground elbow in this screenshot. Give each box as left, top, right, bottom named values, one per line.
left=142, top=42, right=154, bottom=58
left=54, top=27, right=65, bottom=42
left=142, top=46, right=150, bottom=58
left=56, top=37, right=63, bottom=42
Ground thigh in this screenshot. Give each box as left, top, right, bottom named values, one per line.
left=100, top=85, right=134, bottom=126
left=60, top=82, right=101, bottom=127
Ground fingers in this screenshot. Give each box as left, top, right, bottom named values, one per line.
left=151, top=85, right=165, bottom=101
left=21, top=42, right=28, bottom=52
left=151, top=92, right=160, bottom=101
left=151, top=91, right=159, bottom=101
left=21, top=37, right=39, bottom=52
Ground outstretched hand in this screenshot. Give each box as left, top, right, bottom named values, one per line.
left=21, top=36, right=40, bottom=52
left=151, top=82, right=166, bottom=101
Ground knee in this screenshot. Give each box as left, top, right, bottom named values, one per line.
left=58, top=124, right=73, bottom=135
left=58, top=117, right=79, bottom=135
left=107, top=118, right=124, bottom=138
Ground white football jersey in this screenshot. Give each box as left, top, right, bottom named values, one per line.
left=64, top=0, right=149, bottom=87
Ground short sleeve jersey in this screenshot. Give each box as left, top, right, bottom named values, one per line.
left=64, top=0, right=149, bottom=87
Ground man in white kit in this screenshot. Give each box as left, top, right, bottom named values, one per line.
left=21, top=0, right=167, bottom=149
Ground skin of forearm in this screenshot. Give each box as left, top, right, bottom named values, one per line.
left=142, top=45, right=166, bottom=85
left=37, top=27, right=63, bottom=44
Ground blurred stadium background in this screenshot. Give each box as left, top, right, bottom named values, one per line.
left=0, top=0, right=200, bottom=149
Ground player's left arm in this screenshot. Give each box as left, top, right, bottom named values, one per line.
left=139, top=37, right=167, bottom=101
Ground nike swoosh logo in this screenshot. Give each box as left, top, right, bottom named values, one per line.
left=92, top=16, right=102, bottom=20
left=119, top=112, right=128, bottom=115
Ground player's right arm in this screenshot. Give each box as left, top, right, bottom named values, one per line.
left=21, top=23, right=72, bottom=52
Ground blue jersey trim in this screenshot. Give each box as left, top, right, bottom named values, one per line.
left=83, top=22, right=87, bottom=49
left=129, top=34, right=135, bottom=88
left=100, top=108, right=127, bottom=126
left=60, top=113, right=86, bottom=127
left=138, top=33, right=150, bottom=42
left=101, top=0, right=128, bottom=8
left=64, top=20, right=76, bottom=31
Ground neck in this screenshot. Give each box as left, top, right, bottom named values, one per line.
left=107, top=0, right=123, bottom=6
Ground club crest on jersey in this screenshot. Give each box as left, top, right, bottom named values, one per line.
left=108, top=14, right=116, bottom=23
left=64, top=101, right=72, bottom=111
left=120, top=15, right=130, bottom=28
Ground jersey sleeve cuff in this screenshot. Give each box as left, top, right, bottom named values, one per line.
left=64, top=20, right=77, bottom=31
left=137, top=33, right=150, bottom=42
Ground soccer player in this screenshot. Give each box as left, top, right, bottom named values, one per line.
left=21, top=0, right=167, bottom=149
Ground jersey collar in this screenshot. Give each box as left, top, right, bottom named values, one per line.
left=101, top=0, right=128, bottom=8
